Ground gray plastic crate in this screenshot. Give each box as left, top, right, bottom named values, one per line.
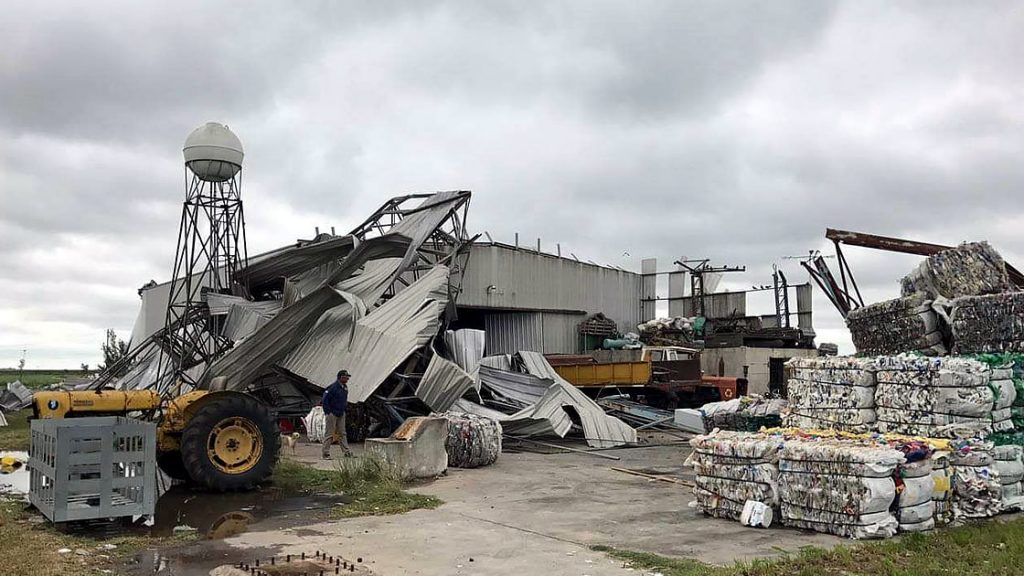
left=29, top=416, right=156, bottom=522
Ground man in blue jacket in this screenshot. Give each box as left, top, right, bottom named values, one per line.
left=322, top=369, right=353, bottom=459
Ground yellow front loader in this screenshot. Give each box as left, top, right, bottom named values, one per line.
left=33, top=388, right=280, bottom=492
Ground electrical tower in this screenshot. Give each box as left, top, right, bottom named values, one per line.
left=154, top=122, right=248, bottom=395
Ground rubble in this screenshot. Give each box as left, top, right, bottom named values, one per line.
left=0, top=380, right=33, bottom=412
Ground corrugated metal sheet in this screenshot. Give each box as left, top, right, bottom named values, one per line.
left=796, top=283, right=814, bottom=331
left=443, top=329, right=485, bottom=380
left=484, top=312, right=543, bottom=355
left=461, top=244, right=643, bottom=335
left=517, top=351, right=637, bottom=448
left=415, top=353, right=475, bottom=411
left=209, top=235, right=413, bottom=390
left=541, top=312, right=581, bottom=354
left=280, top=265, right=450, bottom=401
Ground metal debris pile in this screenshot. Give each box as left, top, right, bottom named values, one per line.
left=449, top=351, right=637, bottom=448
left=783, top=357, right=877, bottom=433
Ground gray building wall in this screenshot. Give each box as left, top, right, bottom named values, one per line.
left=460, top=243, right=643, bottom=355
left=701, top=346, right=818, bottom=395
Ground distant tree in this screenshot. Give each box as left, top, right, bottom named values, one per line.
left=17, top=357, right=25, bottom=372
left=80, top=363, right=90, bottom=372
left=99, top=329, right=130, bottom=376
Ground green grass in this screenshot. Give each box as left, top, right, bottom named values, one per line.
left=272, top=458, right=442, bottom=518
left=0, top=369, right=93, bottom=389
left=594, top=517, right=1024, bottom=576
left=0, top=409, right=31, bottom=452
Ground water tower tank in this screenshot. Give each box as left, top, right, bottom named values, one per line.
left=183, top=122, right=244, bottom=182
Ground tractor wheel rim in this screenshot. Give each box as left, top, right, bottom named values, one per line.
left=208, top=417, right=263, bottom=474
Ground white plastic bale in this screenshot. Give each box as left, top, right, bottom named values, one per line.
left=782, top=357, right=877, bottom=433
left=951, top=292, right=1024, bottom=354
left=777, top=439, right=904, bottom=539
left=686, top=431, right=782, bottom=521
left=874, top=355, right=994, bottom=438
left=846, top=294, right=947, bottom=356
left=950, top=439, right=1002, bottom=519
left=901, top=241, right=1009, bottom=300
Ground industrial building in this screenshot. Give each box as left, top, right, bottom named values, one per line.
left=453, top=241, right=643, bottom=356
left=640, top=258, right=819, bottom=395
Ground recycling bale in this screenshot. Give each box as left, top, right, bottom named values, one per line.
left=952, top=293, right=1024, bottom=354
left=686, top=431, right=781, bottom=521
left=443, top=412, right=502, bottom=468
left=901, top=241, right=1009, bottom=300
left=847, top=294, right=947, bottom=357
left=874, top=355, right=993, bottom=438
left=949, top=438, right=1002, bottom=519
left=783, top=356, right=877, bottom=433
left=778, top=438, right=904, bottom=539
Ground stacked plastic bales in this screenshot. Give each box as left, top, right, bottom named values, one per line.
left=687, top=431, right=781, bottom=521
left=783, top=357, right=877, bottom=433
left=778, top=438, right=904, bottom=539
left=847, top=293, right=947, bottom=356
left=874, top=355, right=993, bottom=438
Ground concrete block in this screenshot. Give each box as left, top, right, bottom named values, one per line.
left=366, top=416, right=448, bottom=480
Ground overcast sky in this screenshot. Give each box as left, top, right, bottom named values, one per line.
left=2, top=1, right=1023, bottom=369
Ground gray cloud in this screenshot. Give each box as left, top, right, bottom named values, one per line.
left=2, top=0, right=1023, bottom=367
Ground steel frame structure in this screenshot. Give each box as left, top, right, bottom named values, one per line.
left=151, top=171, right=248, bottom=396
left=347, top=192, right=476, bottom=314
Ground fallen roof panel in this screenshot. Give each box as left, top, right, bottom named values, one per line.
left=518, top=351, right=637, bottom=448
left=415, top=353, right=475, bottom=412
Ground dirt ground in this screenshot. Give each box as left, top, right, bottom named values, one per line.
left=132, top=436, right=843, bottom=575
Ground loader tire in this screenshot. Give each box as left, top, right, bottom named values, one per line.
left=156, top=450, right=191, bottom=481
left=180, top=394, right=280, bottom=492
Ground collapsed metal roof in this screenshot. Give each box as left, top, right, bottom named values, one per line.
left=102, top=189, right=637, bottom=447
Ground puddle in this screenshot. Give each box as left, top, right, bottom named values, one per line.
left=149, top=485, right=351, bottom=540
left=0, top=451, right=29, bottom=497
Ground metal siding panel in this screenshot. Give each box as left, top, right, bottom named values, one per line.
left=460, top=245, right=642, bottom=336
left=484, top=312, right=543, bottom=355
left=796, top=284, right=814, bottom=330
left=541, top=312, right=580, bottom=354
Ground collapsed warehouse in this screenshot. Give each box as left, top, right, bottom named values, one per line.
left=103, top=190, right=636, bottom=448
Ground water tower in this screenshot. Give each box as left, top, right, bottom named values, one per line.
left=156, top=122, right=248, bottom=392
